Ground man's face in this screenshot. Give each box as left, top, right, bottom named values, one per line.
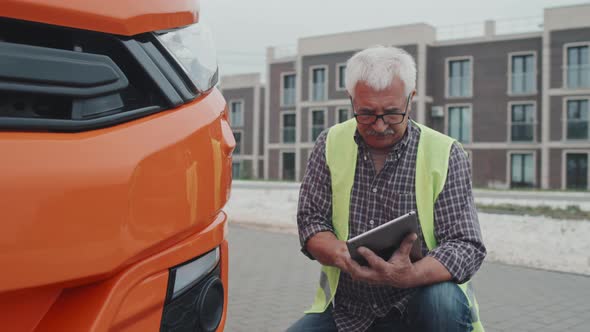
left=352, top=78, right=413, bottom=150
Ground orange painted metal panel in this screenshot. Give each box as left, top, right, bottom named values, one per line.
left=110, top=271, right=169, bottom=331
left=0, top=286, right=62, bottom=332
left=0, top=211, right=228, bottom=331
left=1, top=0, right=200, bottom=35
left=34, top=212, right=228, bottom=331
left=0, top=88, right=233, bottom=293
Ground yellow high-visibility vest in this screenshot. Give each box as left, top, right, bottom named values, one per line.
left=305, top=119, right=484, bottom=332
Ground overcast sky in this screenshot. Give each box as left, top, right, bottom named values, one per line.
left=200, top=0, right=590, bottom=77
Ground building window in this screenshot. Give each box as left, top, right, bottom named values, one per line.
left=311, top=67, right=327, bottom=101
left=337, top=64, right=346, bottom=90
left=233, top=131, right=242, bottom=155
left=566, top=99, right=589, bottom=140
left=282, top=113, right=296, bottom=143
left=566, top=153, right=588, bottom=190
left=448, top=106, right=471, bottom=143
left=510, top=153, right=534, bottom=188
left=448, top=59, right=472, bottom=97
left=282, top=74, right=296, bottom=106
left=230, top=101, right=244, bottom=127
left=338, top=108, right=350, bottom=123
left=232, top=161, right=241, bottom=179
left=282, top=152, right=296, bottom=181
left=566, top=45, right=589, bottom=89
left=511, top=103, right=534, bottom=142
left=311, top=109, right=325, bottom=141
left=511, top=54, right=535, bottom=94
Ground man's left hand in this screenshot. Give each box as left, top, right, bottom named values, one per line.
left=345, top=233, right=420, bottom=288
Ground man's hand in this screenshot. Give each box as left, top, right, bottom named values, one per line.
left=306, top=231, right=354, bottom=273
left=345, top=233, right=420, bottom=288
left=331, top=240, right=354, bottom=273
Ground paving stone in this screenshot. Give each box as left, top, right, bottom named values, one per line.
left=225, top=225, right=590, bottom=331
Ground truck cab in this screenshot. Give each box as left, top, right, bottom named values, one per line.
left=0, top=1, right=233, bottom=331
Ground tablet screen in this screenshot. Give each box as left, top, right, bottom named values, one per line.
left=346, top=211, right=420, bottom=266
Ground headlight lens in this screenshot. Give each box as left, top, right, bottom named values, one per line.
left=171, top=247, right=220, bottom=299
left=156, top=23, right=219, bottom=93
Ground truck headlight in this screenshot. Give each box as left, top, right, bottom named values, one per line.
left=171, top=247, right=220, bottom=299
left=156, top=23, right=218, bottom=93
left=161, top=247, right=223, bottom=332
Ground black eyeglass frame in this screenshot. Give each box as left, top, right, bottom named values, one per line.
left=351, top=92, right=413, bottom=125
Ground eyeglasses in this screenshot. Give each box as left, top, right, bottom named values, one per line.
left=352, top=93, right=412, bottom=125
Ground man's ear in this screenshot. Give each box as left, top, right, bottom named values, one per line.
left=407, top=90, right=417, bottom=115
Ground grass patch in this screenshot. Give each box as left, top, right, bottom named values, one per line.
left=477, top=203, right=590, bottom=220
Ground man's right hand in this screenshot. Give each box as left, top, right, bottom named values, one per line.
left=331, top=240, right=353, bottom=273
left=305, top=231, right=353, bottom=273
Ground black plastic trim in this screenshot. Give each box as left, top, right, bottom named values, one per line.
left=138, top=37, right=197, bottom=102
left=160, top=264, right=223, bottom=332
left=0, top=105, right=162, bottom=132
left=0, top=41, right=129, bottom=97
left=71, top=93, right=124, bottom=119
left=196, top=276, right=224, bottom=332
left=165, top=268, right=177, bottom=303
left=119, top=39, right=184, bottom=107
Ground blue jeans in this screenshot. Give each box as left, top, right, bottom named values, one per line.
left=286, top=282, right=473, bottom=332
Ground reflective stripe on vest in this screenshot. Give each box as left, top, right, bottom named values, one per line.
left=305, top=119, right=484, bottom=332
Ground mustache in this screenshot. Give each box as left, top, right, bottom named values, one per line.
left=366, top=129, right=395, bottom=136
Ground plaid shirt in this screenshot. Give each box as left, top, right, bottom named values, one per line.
left=297, top=120, right=486, bottom=332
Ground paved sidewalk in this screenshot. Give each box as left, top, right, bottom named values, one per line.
left=225, top=225, right=590, bottom=332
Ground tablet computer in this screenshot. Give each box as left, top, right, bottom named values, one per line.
left=346, top=211, right=420, bottom=266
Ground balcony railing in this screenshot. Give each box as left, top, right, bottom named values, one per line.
left=282, top=127, right=296, bottom=143
left=567, top=121, right=589, bottom=140
left=511, top=124, right=534, bottom=141
left=448, top=76, right=471, bottom=97
left=312, top=83, right=326, bottom=101
left=282, top=88, right=296, bottom=106
left=511, top=73, right=536, bottom=94
left=567, top=65, right=590, bottom=89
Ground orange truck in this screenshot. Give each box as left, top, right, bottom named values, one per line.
left=0, top=1, right=234, bottom=331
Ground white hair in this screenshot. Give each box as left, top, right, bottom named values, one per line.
left=345, top=46, right=417, bottom=98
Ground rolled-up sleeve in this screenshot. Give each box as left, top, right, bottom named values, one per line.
left=297, top=130, right=335, bottom=259
left=427, top=143, right=487, bottom=283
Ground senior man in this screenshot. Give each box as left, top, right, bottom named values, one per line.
left=288, top=46, right=486, bottom=332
